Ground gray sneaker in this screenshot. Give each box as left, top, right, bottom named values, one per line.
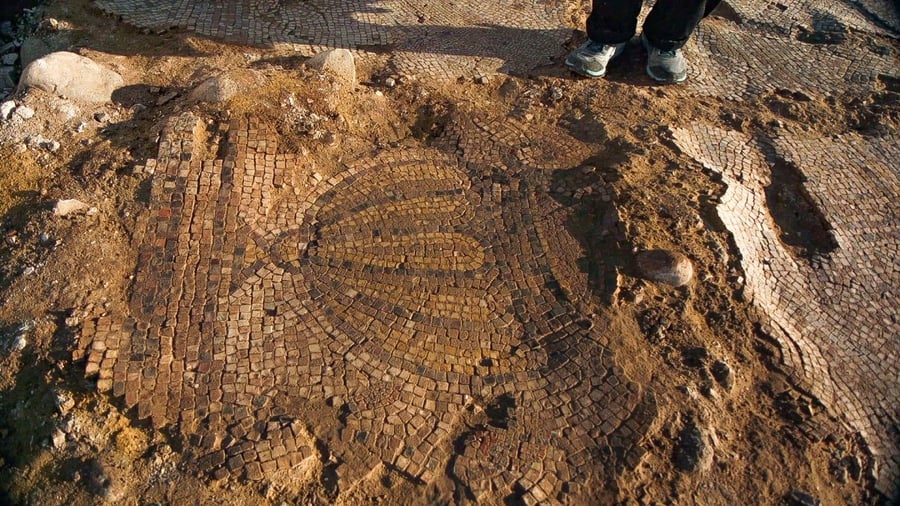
left=642, top=34, right=688, bottom=83
left=565, top=39, right=626, bottom=78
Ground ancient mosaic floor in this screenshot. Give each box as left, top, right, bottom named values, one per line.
left=79, top=0, right=900, bottom=500
left=79, top=112, right=655, bottom=501
left=672, top=125, right=900, bottom=495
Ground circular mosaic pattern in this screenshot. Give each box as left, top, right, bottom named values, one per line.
left=82, top=115, right=656, bottom=502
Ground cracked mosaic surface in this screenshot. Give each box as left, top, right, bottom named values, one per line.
left=78, top=113, right=655, bottom=502
left=687, top=18, right=896, bottom=100
left=672, top=123, right=900, bottom=496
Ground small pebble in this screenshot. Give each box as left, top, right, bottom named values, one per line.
left=786, top=490, right=820, bottom=506
left=11, top=334, right=26, bottom=351
left=674, top=419, right=712, bottom=472
left=711, top=360, right=734, bottom=390
left=55, top=391, right=76, bottom=415
left=51, top=429, right=66, bottom=449
left=547, top=86, right=564, bottom=102
left=0, top=100, right=14, bottom=119
left=635, top=249, right=694, bottom=286
left=14, top=106, right=35, bottom=120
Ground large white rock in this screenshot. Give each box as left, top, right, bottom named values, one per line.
left=305, top=49, right=356, bottom=85
left=54, top=199, right=90, bottom=217
left=188, top=75, right=239, bottom=104
left=18, top=51, right=124, bottom=103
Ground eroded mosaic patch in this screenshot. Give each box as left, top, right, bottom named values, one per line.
left=672, top=123, right=900, bottom=497
left=78, top=113, right=655, bottom=502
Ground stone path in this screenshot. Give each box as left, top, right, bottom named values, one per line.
left=672, top=124, right=900, bottom=495
left=79, top=112, right=655, bottom=501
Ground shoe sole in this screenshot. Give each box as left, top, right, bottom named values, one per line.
left=646, top=65, right=688, bottom=83
left=565, top=57, right=606, bottom=78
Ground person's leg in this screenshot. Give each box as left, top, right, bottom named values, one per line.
left=643, top=0, right=720, bottom=51
left=566, top=0, right=642, bottom=78
left=586, top=0, right=644, bottom=45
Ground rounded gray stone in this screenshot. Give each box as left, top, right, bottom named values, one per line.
left=188, top=75, right=239, bottom=104
left=305, top=49, right=356, bottom=85
left=635, top=249, right=694, bottom=286
left=674, top=420, right=713, bottom=472
left=18, top=51, right=124, bottom=103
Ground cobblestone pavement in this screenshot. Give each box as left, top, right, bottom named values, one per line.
left=672, top=124, right=900, bottom=496
left=79, top=112, right=655, bottom=501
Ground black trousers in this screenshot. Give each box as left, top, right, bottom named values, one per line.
left=587, top=0, right=722, bottom=51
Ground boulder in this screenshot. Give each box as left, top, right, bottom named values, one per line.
left=188, top=75, right=239, bottom=104
left=18, top=52, right=124, bottom=103
left=305, top=49, right=356, bottom=85
left=635, top=249, right=694, bottom=286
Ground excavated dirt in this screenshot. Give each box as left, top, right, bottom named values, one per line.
left=0, top=0, right=897, bottom=505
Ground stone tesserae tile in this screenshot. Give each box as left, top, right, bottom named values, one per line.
left=76, top=111, right=655, bottom=502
